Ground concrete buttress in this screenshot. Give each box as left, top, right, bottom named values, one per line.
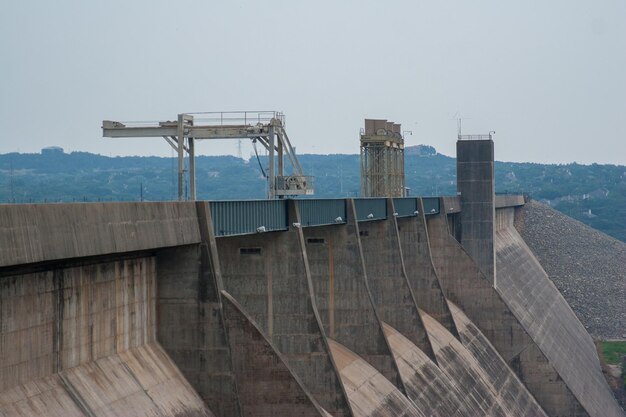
left=427, top=200, right=589, bottom=417
left=302, top=199, right=405, bottom=394
left=1, top=199, right=622, bottom=417
left=357, top=199, right=435, bottom=362
left=421, top=308, right=545, bottom=417
left=220, top=291, right=332, bottom=417
left=215, top=200, right=352, bottom=417
left=395, top=198, right=457, bottom=336
left=156, top=202, right=242, bottom=417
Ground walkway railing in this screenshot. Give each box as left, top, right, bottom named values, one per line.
left=186, top=110, right=285, bottom=126
left=393, top=198, right=418, bottom=217
left=423, top=197, right=440, bottom=215
left=210, top=200, right=287, bottom=237
left=210, top=197, right=444, bottom=237
left=354, top=198, right=387, bottom=221
left=298, top=199, right=347, bottom=227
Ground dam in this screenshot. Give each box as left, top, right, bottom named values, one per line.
left=0, top=139, right=623, bottom=417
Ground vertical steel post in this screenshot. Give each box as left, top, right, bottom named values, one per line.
left=277, top=135, right=284, bottom=199
left=189, top=137, right=196, bottom=200
left=268, top=125, right=275, bottom=199
left=177, top=114, right=185, bottom=201
left=278, top=139, right=284, bottom=178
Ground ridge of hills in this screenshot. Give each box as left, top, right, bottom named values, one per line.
left=0, top=148, right=624, bottom=242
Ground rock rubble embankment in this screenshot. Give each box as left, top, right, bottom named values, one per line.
left=515, top=200, right=626, bottom=340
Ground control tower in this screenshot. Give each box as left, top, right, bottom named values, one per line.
left=360, top=119, right=405, bottom=197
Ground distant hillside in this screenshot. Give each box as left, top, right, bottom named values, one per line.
left=404, top=144, right=437, bottom=156
left=0, top=149, right=624, bottom=241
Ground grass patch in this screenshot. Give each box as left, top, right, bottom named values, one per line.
left=600, top=341, right=626, bottom=365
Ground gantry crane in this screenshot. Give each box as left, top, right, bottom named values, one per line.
left=102, top=111, right=313, bottom=200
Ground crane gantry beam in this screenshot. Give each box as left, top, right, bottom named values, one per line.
left=102, top=111, right=313, bottom=200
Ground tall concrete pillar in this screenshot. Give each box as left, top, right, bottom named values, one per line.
left=456, top=139, right=495, bottom=282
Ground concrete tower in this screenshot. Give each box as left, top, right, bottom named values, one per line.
left=457, top=135, right=496, bottom=282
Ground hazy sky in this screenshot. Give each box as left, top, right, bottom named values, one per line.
left=1, top=1, right=625, bottom=164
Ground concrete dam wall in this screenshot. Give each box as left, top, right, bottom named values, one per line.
left=0, top=203, right=212, bottom=417
left=0, top=195, right=623, bottom=417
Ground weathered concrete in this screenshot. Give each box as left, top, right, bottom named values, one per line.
left=215, top=201, right=351, bottom=417
left=382, top=321, right=479, bottom=417
left=447, top=302, right=548, bottom=417
left=357, top=199, right=434, bottom=361
left=396, top=199, right=457, bottom=335
left=427, top=204, right=588, bottom=417
left=495, top=194, right=525, bottom=208
left=156, top=242, right=240, bottom=417
left=422, top=308, right=546, bottom=417
left=221, top=291, right=331, bottom=417
left=0, top=257, right=213, bottom=417
left=327, top=339, right=424, bottom=417
left=0, top=343, right=213, bottom=417
left=457, top=139, right=495, bottom=281
left=495, top=207, right=625, bottom=417
left=303, top=200, right=404, bottom=393
left=1, top=198, right=621, bottom=417
left=0, top=202, right=201, bottom=268
left=1, top=258, right=156, bottom=391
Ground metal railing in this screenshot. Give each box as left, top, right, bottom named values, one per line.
left=209, top=197, right=443, bottom=237
left=106, top=111, right=285, bottom=129
left=187, top=111, right=285, bottom=126
left=458, top=134, right=492, bottom=141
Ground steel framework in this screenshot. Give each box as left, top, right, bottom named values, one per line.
left=102, top=111, right=313, bottom=200
left=360, top=119, right=405, bottom=197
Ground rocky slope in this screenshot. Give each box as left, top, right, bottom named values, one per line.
left=514, top=200, right=625, bottom=340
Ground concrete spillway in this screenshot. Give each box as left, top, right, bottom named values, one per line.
left=495, top=207, right=624, bottom=417
left=421, top=308, right=547, bottom=417
left=327, top=339, right=423, bottom=417
left=0, top=343, right=212, bottom=417
left=0, top=256, right=212, bottom=417
left=447, top=302, right=547, bottom=417
left=382, top=321, right=480, bottom=417
left=220, top=291, right=331, bottom=417
left=0, top=196, right=623, bottom=417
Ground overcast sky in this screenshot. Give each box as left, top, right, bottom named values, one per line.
left=1, top=1, right=625, bottom=164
